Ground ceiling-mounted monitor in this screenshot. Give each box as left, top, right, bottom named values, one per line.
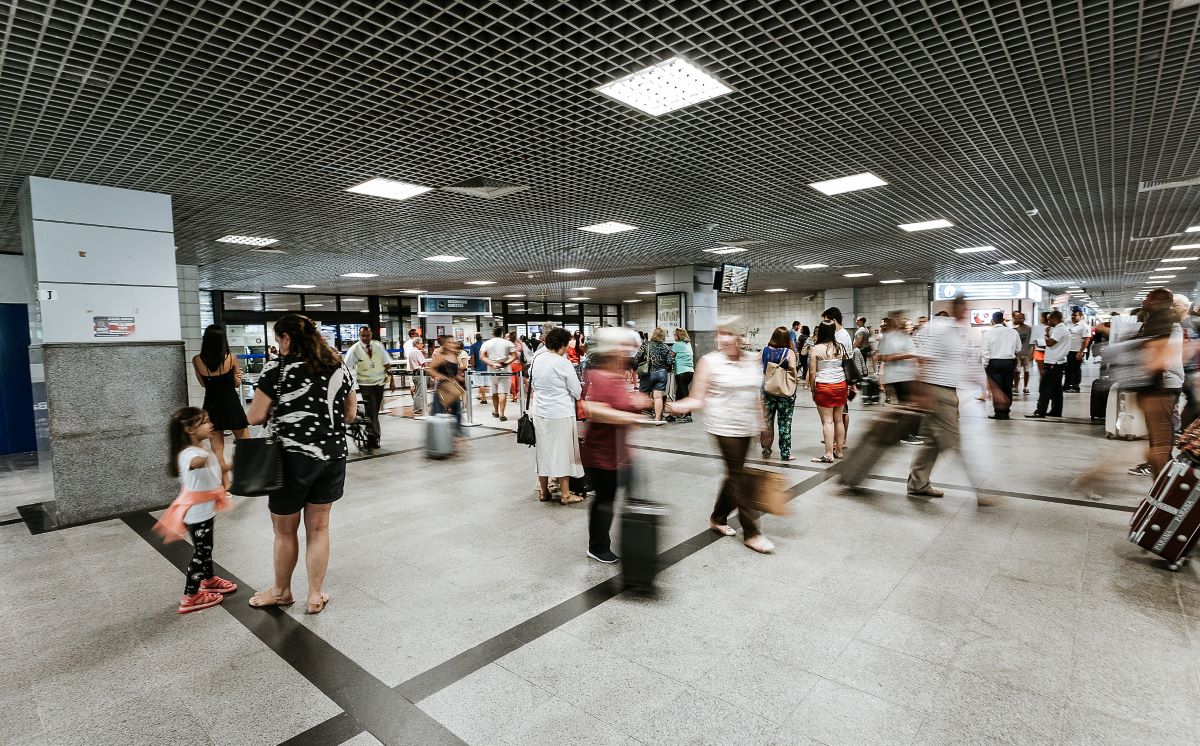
left=714, top=264, right=750, bottom=294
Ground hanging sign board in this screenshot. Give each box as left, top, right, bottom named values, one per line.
left=417, top=296, right=492, bottom=316
left=934, top=281, right=1028, bottom=300
left=656, top=293, right=685, bottom=338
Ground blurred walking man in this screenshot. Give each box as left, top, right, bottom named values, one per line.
left=982, top=312, right=1021, bottom=420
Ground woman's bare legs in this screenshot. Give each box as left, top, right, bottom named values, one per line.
left=302, top=503, right=333, bottom=611
left=817, top=405, right=835, bottom=459
left=208, top=430, right=230, bottom=488
left=653, top=390, right=665, bottom=421
left=834, top=405, right=847, bottom=455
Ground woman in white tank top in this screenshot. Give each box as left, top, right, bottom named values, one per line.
left=668, top=317, right=772, bottom=554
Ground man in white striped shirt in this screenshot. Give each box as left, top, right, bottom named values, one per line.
left=907, top=296, right=995, bottom=506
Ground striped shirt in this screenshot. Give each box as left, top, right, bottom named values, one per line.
left=915, top=316, right=974, bottom=388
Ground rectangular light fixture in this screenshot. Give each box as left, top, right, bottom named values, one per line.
left=284, top=284, right=316, bottom=289
left=595, top=56, right=732, bottom=116
left=571, top=287, right=596, bottom=291
left=843, top=272, right=872, bottom=278
left=808, top=172, right=887, bottom=196
left=1157, top=266, right=1187, bottom=271
left=997, top=259, right=1018, bottom=265
left=1149, top=275, right=1176, bottom=280
left=340, top=297, right=365, bottom=302
left=465, top=280, right=495, bottom=285
left=623, top=299, right=641, bottom=303
left=763, top=288, right=787, bottom=293
left=1187, top=226, right=1200, bottom=232
left=954, top=246, right=997, bottom=254
left=1002, top=269, right=1033, bottom=275
left=392, top=289, right=427, bottom=293
left=704, top=247, right=747, bottom=254
left=897, top=219, right=953, bottom=232
left=249, top=248, right=287, bottom=254
left=1171, top=245, right=1200, bottom=250
left=232, top=295, right=259, bottom=300
left=424, top=255, right=467, bottom=262
left=636, top=291, right=656, bottom=295
left=880, top=279, right=905, bottom=284
left=346, top=178, right=431, bottom=201
left=341, top=272, right=378, bottom=278
left=569, top=297, right=590, bottom=301
left=579, top=221, right=637, bottom=234
left=795, top=263, right=828, bottom=270
left=504, top=294, right=526, bottom=298
left=217, top=235, right=278, bottom=246
left=553, top=268, right=589, bottom=274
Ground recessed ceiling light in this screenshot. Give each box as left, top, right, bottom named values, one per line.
left=763, top=288, right=787, bottom=293
left=569, top=297, right=590, bottom=301
left=504, top=294, right=526, bottom=298
left=880, top=279, right=906, bottom=284
left=954, top=246, right=997, bottom=254
left=392, top=288, right=427, bottom=293
left=897, top=219, right=953, bottom=232
left=249, top=248, right=287, bottom=254
left=1149, top=275, right=1177, bottom=280
left=808, top=172, right=887, bottom=196
left=341, top=297, right=365, bottom=302
left=997, top=259, right=1018, bottom=265
left=217, top=235, right=278, bottom=246
left=466, top=280, right=496, bottom=285
left=623, top=299, right=641, bottom=303
left=306, top=303, right=325, bottom=306
left=341, top=272, right=378, bottom=278
left=424, top=255, right=467, bottom=262
left=346, top=178, right=431, bottom=201
left=1169, top=256, right=1199, bottom=262
left=232, top=295, right=259, bottom=300
left=284, top=284, right=316, bottom=289
left=571, top=287, right=596, bottom=291
left=634, top=291, right=655, bottom=295
left=594, top=56, right=733, bottom=116
left=704, top=247, right=747, bottom=255
left=553, top=268, right=589, bottom=274
left=1002, top=269, right=1033, bottom=275
left=1171, top=245, right=1200, bottom=250
left=579, top=221, right=637, bottom=234
left=1187, top=226, right=1200, bottom=233
left=843, top=272, right=872, bottom=278
left=795, top=263, right=829, bottom=270
left=1157, top=266, right=1187, bottom=271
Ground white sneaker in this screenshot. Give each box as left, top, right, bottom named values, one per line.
left=744, top=535, right=775, bottom=554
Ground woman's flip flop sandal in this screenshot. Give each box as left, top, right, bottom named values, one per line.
left=811, top=455, right=835, bottom=463
left=249, top=588, right=295, bottom=608
left=306, top=592, right=331, bottom=615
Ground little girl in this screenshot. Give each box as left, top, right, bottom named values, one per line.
left=155, top=407, right=238, bottom=613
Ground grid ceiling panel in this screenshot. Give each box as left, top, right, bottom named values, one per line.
left=1, top=0, right=1198, bottom=308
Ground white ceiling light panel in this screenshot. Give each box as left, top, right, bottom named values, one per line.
left=704, top=247, right=747, bottom=254
left=595, top=57, right=733, bottom=116
left=897, top=219, right=953, bottom=232
left=578, top=221, right=637, bottom=234
left=954, top=246, right=998, bottom=254
left=346, top=178, right=431, bottom=201
left=465, top=280, right=495, bottom=285
left=808, top=172, right=887, bottom=196
left=341, top=272, right=378, bottom=278
left=217, top=235, right=278, bottom=246
left=284, top=284, right=315, bottom=289
left=795, top=263, right=829, bottom=270
left=424, top=255, right=468, bottom=262
left=552, top=268, right=590, bottom=274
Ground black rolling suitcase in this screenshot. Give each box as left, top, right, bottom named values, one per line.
left=860, top=377, right=881, bottom=404
left=839, top=406, right=923, bottom=489
left=620, top=499, right=665, bottom=592
left=1090, top=376, right=1112, bottom=421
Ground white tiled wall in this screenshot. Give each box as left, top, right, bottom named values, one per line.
left=854, top=284, right=933, bottom=329
left=176, top=264, right=203, bottom=407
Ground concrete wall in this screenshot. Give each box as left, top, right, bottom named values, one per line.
left=0, top=254, right=33, bottom=304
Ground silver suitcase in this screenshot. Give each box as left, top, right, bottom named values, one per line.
left=1105, top=384, right=1147, bottom=440
left=425, top=414, right=455, bottom=459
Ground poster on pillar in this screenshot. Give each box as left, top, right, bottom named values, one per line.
left=656, top=293, right=685, bottom=339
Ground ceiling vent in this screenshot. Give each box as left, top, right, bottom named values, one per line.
left=440, top=177, right=531, bottom=200
left=1138, top=175, right=1200, bottom=193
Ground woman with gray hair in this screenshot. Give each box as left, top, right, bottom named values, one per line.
left=669, top=317, right=772, bottom=553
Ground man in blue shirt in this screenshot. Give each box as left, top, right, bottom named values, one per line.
left=468, top=333, right=487, bottom=403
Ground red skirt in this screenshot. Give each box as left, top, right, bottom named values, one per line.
left=813, top=381, right=848, bottom=408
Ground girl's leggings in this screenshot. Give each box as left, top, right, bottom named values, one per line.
left=184, top=518, right=215, bottom=595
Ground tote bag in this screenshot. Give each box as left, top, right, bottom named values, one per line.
left=763, top=348, right=798, bottom=398
left=516, top=359, right=537, bottom=446
left=229, top=431, right=283, bottom=496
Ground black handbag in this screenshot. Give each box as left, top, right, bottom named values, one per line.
left=842, top=346, right=864, bottom=384
left=229, top=431, right=283, bottom=496
left=516, top=359, right=537, bottom=447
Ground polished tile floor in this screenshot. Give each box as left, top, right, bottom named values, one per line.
left=2, top=364, right=1197, bottom=745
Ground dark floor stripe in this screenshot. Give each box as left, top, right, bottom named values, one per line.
left=276, top=712, right=363, bottom=746
left=290, top=462, right=847, bottom=743
left=0, top=516, right=24, bottom=526
left=121, top=512, right=466, bottom=746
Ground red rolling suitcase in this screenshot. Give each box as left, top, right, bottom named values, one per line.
left=1129, top=459, right=1200, bottom=570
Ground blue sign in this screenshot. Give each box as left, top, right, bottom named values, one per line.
left=934, top=281, right=1028, bottom=300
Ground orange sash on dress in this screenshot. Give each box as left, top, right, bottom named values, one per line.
left=152, top=488, right=233, bottom=543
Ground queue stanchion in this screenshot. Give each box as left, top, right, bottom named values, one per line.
left=462, top=370, right=480, bottom=428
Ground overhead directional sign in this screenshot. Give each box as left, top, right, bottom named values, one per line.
left=934, top=281, right=1028, bottom=300
left=417, top=295, right=492, bottom=315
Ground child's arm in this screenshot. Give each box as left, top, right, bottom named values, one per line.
left=188, top=453, right=209, bottom=470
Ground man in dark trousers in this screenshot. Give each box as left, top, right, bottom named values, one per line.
left=981, top=311, right=1021, bottom=420
left=1026, top=310, right=1069, bottom=418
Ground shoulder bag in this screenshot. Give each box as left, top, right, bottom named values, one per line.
left=229, top=421, right=283, bottom=496
left=763, top=348, right=799, bottom=398
left=516, top=358, right=537, bottom=446
left=841, top=344, right=864, bottom=384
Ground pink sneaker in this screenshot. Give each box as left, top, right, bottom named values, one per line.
left=200, top=576, right=238, bottom=595
left=179, top=591, right=224, bottom=614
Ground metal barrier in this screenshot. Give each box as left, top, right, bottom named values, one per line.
left=462, top=369, right=525, bottom=426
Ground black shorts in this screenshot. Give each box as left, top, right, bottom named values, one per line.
left=268, top=452, right=347, bottom=516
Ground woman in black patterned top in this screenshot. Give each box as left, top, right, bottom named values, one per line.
left=246, top=313, right=356, bottom=614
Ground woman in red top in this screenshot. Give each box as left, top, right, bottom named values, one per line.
left=579, top=328, right=652, bottom=563
left=566, top=330, right=584, bottom=371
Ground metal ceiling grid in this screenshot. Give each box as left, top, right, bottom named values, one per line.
left=0, top=0, right=1197, bottom=308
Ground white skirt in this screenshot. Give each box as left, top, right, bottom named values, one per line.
left=534, top=415, right=585, bottom=478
